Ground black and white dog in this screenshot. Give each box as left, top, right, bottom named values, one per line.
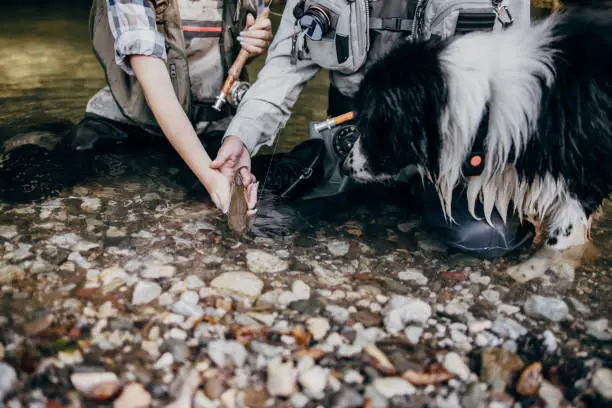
left=344, top=9, right=612, bottom=252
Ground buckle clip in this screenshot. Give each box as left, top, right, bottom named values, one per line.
left=381, top=17, right=403, bottom=31
left=495, top=5, right=514, bottom=28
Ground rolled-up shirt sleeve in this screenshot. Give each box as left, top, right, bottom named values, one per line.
left=223, top=0, right=321, bottom=155
left=106, top=0, right=167, bottom=75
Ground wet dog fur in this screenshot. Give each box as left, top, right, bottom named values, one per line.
left=344, top=9, right=612, bottom=255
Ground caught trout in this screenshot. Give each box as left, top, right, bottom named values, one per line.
left=227, top=170, right=259, bottom=235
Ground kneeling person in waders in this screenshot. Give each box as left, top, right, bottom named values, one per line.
left=213, top=0, right=537, bottom=258
left=69, top=0, right=272, bottom=212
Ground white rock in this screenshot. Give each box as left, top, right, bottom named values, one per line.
left=586, top=318, right=612, bottom=341
left=132, top=281, right=162, bottom=305
left=344, top=370, right=364, bottom=385
left=50, top=233, right=99, bottom=252
left=210, top=272, right=264, bottom=301
left=141, top=264, right=176, bottom=279
left=538, top=381, right=565, bottom=407
left=70, top=371, right=119, bottom=395
left=106, top=226, right=127, bottom=238
left=290, top=392, right=309, bottom=408
left=523, top=295, right=569, bottom=322
left=397, top=269, right=428, bottom=285
left=384, top=296, right=432, bottom=333
left=468, top=320, right=492, bottom=334
left=278, top=290, right=298, bottom=307
left=481, top=289, right=501, bottom=305
left=372, top=377, right=415, bottom=398
left=81, top=197, right=102, bottom=213
left=451, top=330, right=470, bottom=344
left=445, top=300, right=469, bottom=316
left=0, top=225, right=18, bottom=240
left=185, top=275, right=205, bottom=290
left=246, top=250, right=288, bottom=274
left=542, top=330, right=558, bottom=353
left=69, top=252, right=92, bottom=269
left=180, top=291, right=199, bottom=305
left=207, top=340, right=247, bottom=368
left=326, top=305, right=350, bottom=324
left=327, top=240, right=350, bottom=257
left=172, top=300, right=205, bottom=318
left=113, top=383, right=152, bottom=408
left=193, top=391, right=216, bottom=408
left=267, top=358, right=296, bottom=397
left=497, top=304, right=521, bottom=315
left=153, top=352, right=174, bottom=370
left=292, top=280, right=311, bottom=300
left=593, top=368, right=612, bottom=400
left=299, top=366, right=328, bottom=399
left=100, top=266, right=128, bottom=286
left=491, top=317, right=528, bottom=340
left=405, top=326, right=423, bottom=344
left=158, top=292, right=174, bottom=306
left=443, top=352, right=471, bottom=381
left=0, top=362, right=18, bottom=401
left=307, top=317, right=330, bottom=341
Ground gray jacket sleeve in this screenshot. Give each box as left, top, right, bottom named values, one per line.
left=223, top=0, right=322, bottom=155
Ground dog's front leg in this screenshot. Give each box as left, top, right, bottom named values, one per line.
left=544, top=198, right=589, bottom=251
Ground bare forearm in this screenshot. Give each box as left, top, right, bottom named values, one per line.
left=129, top=55, right=213, bottom=181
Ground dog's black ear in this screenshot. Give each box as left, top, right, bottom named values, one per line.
left=354, top=40, right=447, bottom=172
left=354, top=54, right=428, bottom=169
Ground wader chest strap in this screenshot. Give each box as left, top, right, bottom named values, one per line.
left=369, top=17, right=413, bottom=32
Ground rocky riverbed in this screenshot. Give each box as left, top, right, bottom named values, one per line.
left=0, top=148, right=611, bottom=408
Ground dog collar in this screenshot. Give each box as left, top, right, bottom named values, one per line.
left=463, top=108, right=489, bottom=177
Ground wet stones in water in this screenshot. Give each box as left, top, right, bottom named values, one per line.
left=0, top=145, right=83, bottom=204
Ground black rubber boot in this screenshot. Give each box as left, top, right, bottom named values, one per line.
left=66, top=114, right=133, bottom=152
left=420, top=182, right=535, bottom=259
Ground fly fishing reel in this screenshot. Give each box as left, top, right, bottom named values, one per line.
left=332, top=125, right=360, bottom=161
left=227, top=81, right=251, bottom=108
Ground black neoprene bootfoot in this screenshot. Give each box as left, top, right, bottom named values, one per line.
left=420, top=183, right=535, bottom=259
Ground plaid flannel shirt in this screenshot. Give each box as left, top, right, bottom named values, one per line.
left=106, top=0, right=167, bottom=75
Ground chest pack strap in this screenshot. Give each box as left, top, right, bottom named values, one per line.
left=369, top=17, right=413, bottom=32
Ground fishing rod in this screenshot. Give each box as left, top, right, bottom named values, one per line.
left=213, top=0, right=272, bottom=112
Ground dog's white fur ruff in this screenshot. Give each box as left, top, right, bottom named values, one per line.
left=420, top=16, right=588, bottom=250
